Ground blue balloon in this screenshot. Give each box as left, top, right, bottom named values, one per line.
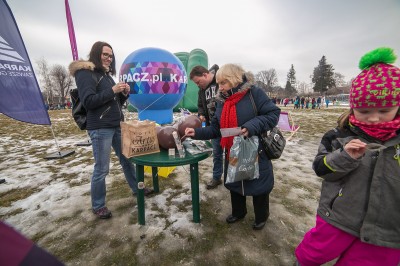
left=120, top=47, right=187, bottom=124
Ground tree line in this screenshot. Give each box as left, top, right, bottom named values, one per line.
left=255, top=55, right=349, bottom=98
left=35, top=55, right=347, bottom=105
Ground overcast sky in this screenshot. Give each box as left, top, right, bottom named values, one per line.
left=6, top=0, right=400, bottom=87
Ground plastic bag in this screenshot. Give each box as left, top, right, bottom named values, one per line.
left=182, top=138, right=213, bottom=155
left=226, top=136, right=259, bottom=184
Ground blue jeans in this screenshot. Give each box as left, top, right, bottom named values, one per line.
left=88, top=127, right=137, bottom=211
left=212, top=137, right=223, bottom=181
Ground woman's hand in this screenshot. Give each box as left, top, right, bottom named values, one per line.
left=122, top=83, right=130, bottom=96
left=185, top=128, right=195, bottom=137
left=241, top=127, right=249, bottom=137
left=112, top=82, right=129, bottom=94
left=344, top=139, right=367, bottom=159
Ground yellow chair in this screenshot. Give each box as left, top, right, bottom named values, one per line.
left=144, top=166, right=176, bottom=178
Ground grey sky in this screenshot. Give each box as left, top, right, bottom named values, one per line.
left=7, top=0, right=400, bottom=87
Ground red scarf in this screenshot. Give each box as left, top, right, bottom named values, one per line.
left=220, top=90, right=248, bottom=157
left=349, top=114, right=400, bottom=141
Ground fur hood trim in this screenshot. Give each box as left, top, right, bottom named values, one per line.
left=216, top=71, right=255, bottom=102
left=69, top=60, right=95, bottom=76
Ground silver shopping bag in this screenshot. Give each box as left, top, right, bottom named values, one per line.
left=226, top=136, right=259, bottom=184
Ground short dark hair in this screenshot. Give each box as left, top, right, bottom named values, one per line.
left=88, top=41, right=116, bottom=76
left=189, top=65, right=209, bottom=80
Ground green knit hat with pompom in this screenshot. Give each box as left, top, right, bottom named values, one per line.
left=350, top=47, right=400, bottom=108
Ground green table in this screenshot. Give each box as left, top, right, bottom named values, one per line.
left=130, top=149, right=211, bottom=225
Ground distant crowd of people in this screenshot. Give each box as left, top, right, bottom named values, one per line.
left=272, top=96, right=336, bottom=109
left=45, top=101, right=72, bottom=110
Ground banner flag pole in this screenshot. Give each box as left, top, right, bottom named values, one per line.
left=65, top=0, right=91, bottom=147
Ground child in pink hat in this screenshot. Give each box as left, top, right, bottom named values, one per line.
left=295, top=47, right=400, bottom=266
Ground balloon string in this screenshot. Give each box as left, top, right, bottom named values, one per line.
left=137, top=94, right=166, bottom=116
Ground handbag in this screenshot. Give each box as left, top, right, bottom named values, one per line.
left=249, top=90, right=286, bottom=159
left=259, top=127, right=286, bottom=159
left=70, top=74, right=103, bottom=130
left=70, top=88, right=86, bottom=130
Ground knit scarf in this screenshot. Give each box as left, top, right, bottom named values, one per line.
left=349, top=114, right=400, bottom=141
left=220, top=90, right=248, bottom=157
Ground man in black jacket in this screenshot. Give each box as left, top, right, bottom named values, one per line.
left=190, top=65, right=223, bottom=189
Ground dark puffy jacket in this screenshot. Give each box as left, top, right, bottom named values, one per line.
left=194, top=73, right=281, bottom=196
left=69, top=60, right=127, bottom=130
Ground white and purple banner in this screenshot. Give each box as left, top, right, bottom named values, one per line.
left=0, top=0, right=51, bottom=125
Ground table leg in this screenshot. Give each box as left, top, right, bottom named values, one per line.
left=152, top=166, right=159, bottom=193
left=136, top=165, right=145, bottom=225
left=190, top=162, right=200, bottom=223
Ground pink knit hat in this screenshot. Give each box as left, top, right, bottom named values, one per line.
left=350, top=47, right=400, bottom=108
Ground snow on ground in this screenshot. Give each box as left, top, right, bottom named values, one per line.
left=0, top=107, right=346, bottom=265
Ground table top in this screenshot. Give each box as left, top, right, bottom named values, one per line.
left=129, top=148, right=211, bottom=167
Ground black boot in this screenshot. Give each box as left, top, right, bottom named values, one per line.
left=252, top=193, right=270, bottom=230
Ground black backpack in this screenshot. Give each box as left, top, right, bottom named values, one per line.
left=70, top=74, right=102, bottom=130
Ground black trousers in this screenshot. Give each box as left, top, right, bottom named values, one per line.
left=230, top=190, right=270, bottom=224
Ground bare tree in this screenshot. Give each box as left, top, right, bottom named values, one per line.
left=50, top=64, right=74, bottom=104
left=36, top=57, right=55, bottom=104
left=296, top=81, right=310, bottom=95
left=255, top=69, right=278, bottom=91
left=333, top=72, right=347, bottom=87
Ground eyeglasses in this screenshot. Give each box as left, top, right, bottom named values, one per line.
left=102, top=53, right=113, bottom=59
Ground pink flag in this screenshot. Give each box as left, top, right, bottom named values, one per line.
left=65, top=0, right=78, bottom=60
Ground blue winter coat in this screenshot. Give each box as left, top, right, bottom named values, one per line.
left=194, top=77, right=280, bottom=196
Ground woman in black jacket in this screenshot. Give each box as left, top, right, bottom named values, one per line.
left=185, top=64, right=280, bottom=230
left=69, top=41, right=152, bottom=219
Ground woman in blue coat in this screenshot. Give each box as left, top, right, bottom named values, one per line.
left=185, top=64, right=280, bottom=230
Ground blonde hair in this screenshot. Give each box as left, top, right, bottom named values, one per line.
left=337, top=109, right=352, bottom=129
left=216, top=64, right=245, bottom=87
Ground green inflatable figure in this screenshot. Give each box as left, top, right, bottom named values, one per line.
left=174, top=49, right=208, bottom=112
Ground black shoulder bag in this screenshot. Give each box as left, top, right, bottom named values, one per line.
left=249, top=90, right=286, bottom=159
left=70, top=73, right=103, bottom=130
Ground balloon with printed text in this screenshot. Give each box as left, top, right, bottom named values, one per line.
left=120, top=47, right=187, bottom=124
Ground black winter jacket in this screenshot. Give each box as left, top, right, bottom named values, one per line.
left=69, top=60, right=127, bottom=130
left=197, top=64, right=219, bottom=125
